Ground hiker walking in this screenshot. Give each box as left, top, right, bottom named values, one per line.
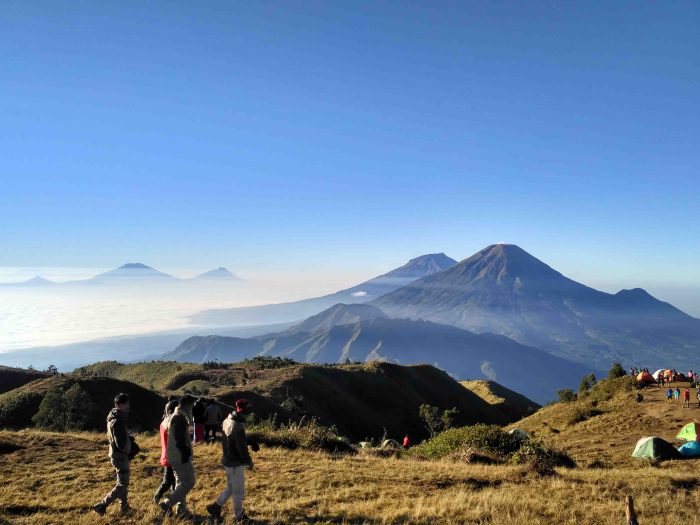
left=683, top=388, right=691, bottom=408
left=204, top=399, right=222, bottom=443
left=192, top=397, right=206, bottom=444
left=93, top=393, right=137, bottom=516
left=154, top=399, right=178, bottom=504
left=666, top=387, right=673, bottom=403
left=159, top=394, right=197, bottom=519
left=207, top=399, right=255, bottom=524
left=675, top=387, right=681, bottom=403
left=403, top=435, right=411, bottom=449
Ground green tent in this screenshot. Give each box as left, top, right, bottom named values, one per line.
left=632, top=436, right=682, bottom=460
left=676, top=422, right=700, bottom=441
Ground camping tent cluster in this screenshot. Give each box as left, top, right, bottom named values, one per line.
left=649, top=369, right=688, bottom=383
left=632, top=422, right=700, bottom=460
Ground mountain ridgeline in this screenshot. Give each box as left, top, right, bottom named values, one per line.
left=372, top=244, right=700, bottom=369
left=191, top=253, right=457, bottom=326
left=165, top=303, right=594, bottom=404
left=0, top=263, right=241, bottom=286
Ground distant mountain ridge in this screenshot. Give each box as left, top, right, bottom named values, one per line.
left=372, top=244, right=700, bottom=369
left=191, top=253, right=457, bottom=326
left=165, top=303, right=595, bottom=403
left=0, top=276, right=56, bottom=287
left=0, top=263, right=241, bottom=286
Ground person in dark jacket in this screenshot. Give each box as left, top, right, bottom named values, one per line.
left=204, top=399, right=222, bottom=443
left=159, top=394, right=197, bottom=519
left=93, top=393, right=133, bottom=516
left=153, top=399, right=179, bottom=504
left=206, top=399, right=254, bottom=523
left=192, top=397, right=206, bottom=444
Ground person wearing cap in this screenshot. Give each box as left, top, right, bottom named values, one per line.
left=159, top=394, right=197, bottom=518
left=206, top=399, right=254, bottom=523
left=93, top=393, right=133, bottom=516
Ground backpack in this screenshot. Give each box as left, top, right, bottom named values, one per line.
left=128, top=435, right=141, bottom=460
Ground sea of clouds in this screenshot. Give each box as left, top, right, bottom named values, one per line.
left=0, top=267, right=352, bottom=352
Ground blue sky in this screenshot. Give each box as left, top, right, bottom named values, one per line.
left=1, top=1, right=698, bottom=290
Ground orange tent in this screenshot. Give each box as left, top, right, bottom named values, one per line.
left=636, top=371, right=655, bottom=384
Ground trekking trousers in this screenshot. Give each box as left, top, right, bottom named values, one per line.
left=215, top=465, right=245, bottom=519
left=154, top=466, right=175, bottom=501
left=168, top=462, right=196, bottom=509
left=103, top=457, right=130, bottom=508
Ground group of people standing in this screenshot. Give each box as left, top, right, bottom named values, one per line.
left=92, top=392, right=256, bottom=523
left=193, top=396, right=225, bottom=444
left=665, top=385, right=700, bottom=408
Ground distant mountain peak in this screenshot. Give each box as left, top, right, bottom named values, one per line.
left=118, top=263, right=153, bottom=270
left=25, top=276, right=54, bottom=284
left=382, top=252, right=457, bottom=279
left=4, top=275, right=57, bottom=287
left=194, top=267, right=241, bottom=280
left=615, top=288, right=652, bottom=298
left=91, top=262, right=176, bottom=282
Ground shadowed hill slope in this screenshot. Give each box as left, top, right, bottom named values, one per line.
left=223, top=361, right=528, bottom=441
left=0, top=365, right=50, bottom=395
left=53, top=359, right=538, bottom=441
left=0, top=376, right=165, bottom=432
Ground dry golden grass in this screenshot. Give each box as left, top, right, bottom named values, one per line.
left=2, top=426, right=700, bottom=525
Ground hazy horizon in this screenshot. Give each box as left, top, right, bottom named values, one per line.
left=1, top=250, right=699, bottom=354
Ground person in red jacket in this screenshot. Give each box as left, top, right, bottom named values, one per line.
left=153, top=400, right=179, bottom=504
left=403, top=435, right=411, bottom=449
left=683, top=388, right=691, bottom=408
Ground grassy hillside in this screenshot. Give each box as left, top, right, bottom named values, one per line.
left=1, top=428, right=700, bottom=524
left=0, top=376, right=165, bottom=432
left=509, top=375, right=697, bottom=467
left=226, top=361, right=527, bottom=441
left=67, top=360, right=534, bottom=442
left=0, top=365, right=50, bottom=395
left=73, top=361, right=205, bottom=391
left=461, top=380, right=540, bottom=422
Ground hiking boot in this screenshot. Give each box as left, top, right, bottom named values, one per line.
left=118, top=506, right=134, bottom=516
left=158, top=501, right=172, bottom=516
left=92, top=502, right=107, bottom=516
left=234, top=513, right=251, bottom=523
left=176, top=505, right=195, bottom=521
left=206, top=502, right=223, bottom=522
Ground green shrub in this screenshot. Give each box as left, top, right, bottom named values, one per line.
left=244, top=356, right=297, bottom=370
left=510, top=439, right=575, bottom=475
left=578, top=373, right=597, bottom=394
left=419, top=404, right=460, bottom=437
left=557, top=388, right=577, bottom=403
left=608, top=362, right=626, bottom=379
left=567, top=404, right=604, bottom=425
left=32, top=384, right=94, bottom=431
left=248, top=416, right=354, bottom=453
left=587, top=376, right=637, bottom=403
left=408, top=424, right=521, bottom=460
